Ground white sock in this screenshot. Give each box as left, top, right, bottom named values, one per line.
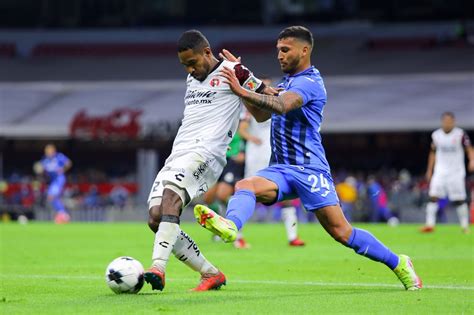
left=152, top=221, right=180, bottom=272
left=456, top=203, right=469, bottom=230
left=282, top=206, right=298, bottom=241
left=425, top=202, right=439, bottom=227
left=173, top=229, right=219, bottom=275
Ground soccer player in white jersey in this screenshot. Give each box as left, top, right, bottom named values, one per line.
left=144, top=30, right=274, bottom=292
left=239, top=77, right=305, bottom=246
left=421, top=112, right=474, bottom=233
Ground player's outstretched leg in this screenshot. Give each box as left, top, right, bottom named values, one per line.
left=316, top=205, right=422, bottom=290
left=147, top=194, right=226, bottom=292
left=144, top=189, right=182, bottom=291
left=194, top=204, right=239, bottom=242
left=195, top=177, right=275, bottom=241
left=173, top=229, right=226, bottom=291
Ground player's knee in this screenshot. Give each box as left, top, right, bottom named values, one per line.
left=160, top=188, right=183, bottom=217
left=330, top=226, right=352, bottom=245
left=148, top=206, right=161, bottom=232
left=234, top=178, right=256, bottom=193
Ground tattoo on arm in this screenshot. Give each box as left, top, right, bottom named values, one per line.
left=243, top=91, right=303, bottom=115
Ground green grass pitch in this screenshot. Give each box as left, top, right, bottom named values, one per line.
left=1, top=222, right=473, bottom=314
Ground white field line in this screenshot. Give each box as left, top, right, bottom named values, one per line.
left=0, top=274, right=473, bottom=291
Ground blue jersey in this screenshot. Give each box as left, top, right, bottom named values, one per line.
left=270, top=66, right=330, bottom=173
left=41, top=153, right=70, bottom=181
left=257, top=66, right=339, bottom=211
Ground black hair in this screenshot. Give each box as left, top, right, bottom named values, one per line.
left=177, top=30, right=210, bottom=52
left=441, top=111, right=455, bottom=119
left=278, top=26, right=313, bottom=48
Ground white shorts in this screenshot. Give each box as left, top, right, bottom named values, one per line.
left=147, top=151, right=223, bottom=208
left=429, top=172, right=466, bottom=201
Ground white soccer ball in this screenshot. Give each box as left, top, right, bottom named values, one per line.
left=105, top=256, right=144, bottom=294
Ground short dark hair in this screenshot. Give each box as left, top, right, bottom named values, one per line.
left=278, top=26, right=314, bottom=48
left=441, top=111, right=455, bottom=119
left=177, top=30, right=210, bottom=52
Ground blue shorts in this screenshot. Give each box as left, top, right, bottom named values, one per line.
left=47, top=176, right=66, bottom=197
left=256, top=164, right=339, bottom=211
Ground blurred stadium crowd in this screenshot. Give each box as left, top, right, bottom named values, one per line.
left=2, top=166, right=472, bottom=224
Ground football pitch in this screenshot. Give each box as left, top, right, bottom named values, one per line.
left=1, top=222, right=473, bottom=314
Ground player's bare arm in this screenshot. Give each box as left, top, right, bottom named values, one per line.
left=64, top=159, right=73, bottom=173
left=425, top=143, right=436, bottom=181
left=462, top=133, right=474, bottom=172
left=220, top=66, right=303, bottom=115
left=466, top=146, right=474, bottom=172
left=238, top=120, right=262, bottom=145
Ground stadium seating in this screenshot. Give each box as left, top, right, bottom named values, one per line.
left=32, top=42, right=176, bottom=57
left=0, top=42, right=16, bottom=57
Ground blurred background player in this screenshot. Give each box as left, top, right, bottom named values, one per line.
left=335, top=176, right=358, bottom=222
left=38, top=144, right=72, bottom=224
left=366, top=176, right=399, bottom=226
left=239, top=77, right=305, bottom=246
left=421, top=112, right=474, bottom=233
left=203, top=131, right=249, bottom=248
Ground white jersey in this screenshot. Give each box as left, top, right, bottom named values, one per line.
left=148, top=60, right=264, bottom=207
left=242, top=109, right=272, bottom=177
left=171, top=60, right=242, bottom=166
left=432, top=127, right=470, bottom=177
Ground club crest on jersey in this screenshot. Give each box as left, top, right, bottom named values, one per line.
left=245, top=78, right=258, bottom=91
left=210, top=77, right=220, bottom=87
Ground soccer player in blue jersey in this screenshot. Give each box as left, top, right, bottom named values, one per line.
left=194, top=26, right=422, bottom=290
left=40, top=144, right=72, bottom=224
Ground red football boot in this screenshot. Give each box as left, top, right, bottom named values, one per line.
left=289, top=237, right=306, bottom=246
left=54, top=212, right=70, bottom=224
left=192, top=271, right=226, bottom=292
left=419, top=226, right=434, bottom=233
left=144, top=267, right=165, bottom=291
left=234, top=238, right=251, bottom=249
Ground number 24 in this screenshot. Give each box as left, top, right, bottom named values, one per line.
left=307, top=174, right=329, bottom=193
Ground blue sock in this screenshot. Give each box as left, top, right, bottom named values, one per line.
left=225, top=189, right=256, bottom=230
left=51, top=197, right=66, bottom=213
left=347, top=228, right=399, bottom=270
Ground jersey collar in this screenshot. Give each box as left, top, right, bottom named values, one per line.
left=284, top=66, right=316, bottom=80
left=207, top=59, right=224, bottom=78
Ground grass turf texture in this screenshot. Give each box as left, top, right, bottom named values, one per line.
left=1, top=223, right=473, bottom=314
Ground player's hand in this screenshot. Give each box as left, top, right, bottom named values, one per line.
left=262, top=85, right=279, bottom=96
left=250, top=136, right=262, bottom=145
left=33, top=161, right=44, bottom=175
left=219, top=49, right=241, bottom=63
left=425, top=171, right=432, bottom=182
left=234, top=152, right=245, bottom=163
left=220, top=66, right=246, bottom=97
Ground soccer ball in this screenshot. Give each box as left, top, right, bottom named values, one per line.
left=105, top=256, right=144, bottom=294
